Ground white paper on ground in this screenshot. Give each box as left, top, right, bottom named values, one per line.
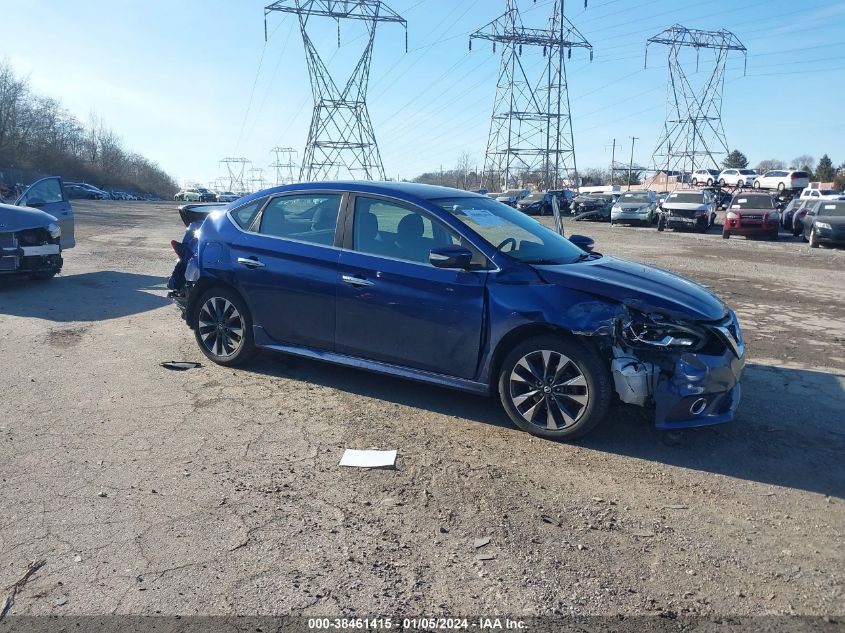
left=339, top=449, right=397, bottom=469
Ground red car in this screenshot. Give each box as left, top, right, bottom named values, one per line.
left=722, top=193, right=780, bottom=240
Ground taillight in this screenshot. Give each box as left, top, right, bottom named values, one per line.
left=791, top=175, right=797, bottom=180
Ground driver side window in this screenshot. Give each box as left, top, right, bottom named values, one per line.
left=20, top=178, right=64, bottom=205
left=351, top=197, right=459, bottom=265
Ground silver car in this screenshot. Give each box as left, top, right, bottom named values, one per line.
left=610, top=190, right=658, bottom=226
left=1, top=176, right=75, bottom=280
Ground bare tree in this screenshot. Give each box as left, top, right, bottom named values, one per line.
left=0, top=60, right=177, bottom=195
left=755, top=159, right=785, bottom=173
left=455, top=151, right=474, bottom=190
left=792, top=154, right=815, bottom=172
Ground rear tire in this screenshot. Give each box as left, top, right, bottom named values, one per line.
left=29, top=271, right=58, bottom=281
left=719, top=179, right=726, bottom=187
left=192, top=287, right=257, bottom=366
left=777, top=183, right=785, bottom=192
left=753, top=181, right=761, bottom=189
left=498, top=335, right=611, bottom=440
left=657, top=215, right=666, bottom=231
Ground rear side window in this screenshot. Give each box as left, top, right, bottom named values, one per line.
left=792, top=171, right=808, bottom=179
left=230, top=199, right=265, bottom=230
left=258, top=194, right=341, bottom=245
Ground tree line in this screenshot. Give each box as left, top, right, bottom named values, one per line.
left=0, top=60, right=177, bottom=197
left=723, top=149, right=845, bottom=189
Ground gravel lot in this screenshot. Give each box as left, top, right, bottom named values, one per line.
left=1, top=200, right=843, bottom=618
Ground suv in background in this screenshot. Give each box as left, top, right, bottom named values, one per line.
left=722, top=193, right=779, bottom=240
left=718, top=169, right=758, bottom=188
left=691, top=169, right=720, bottom=186
left=753, top=170, right=810, bottom=192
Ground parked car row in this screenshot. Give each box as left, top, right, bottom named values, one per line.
left=688, top=168, right=811, bottom=191
left=64, top=181, right=161, bottom=201
left=174, top=189, right=242, bottom=203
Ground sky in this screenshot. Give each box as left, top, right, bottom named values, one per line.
left=5, top=0, right=845, bottom=187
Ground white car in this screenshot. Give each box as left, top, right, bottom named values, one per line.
left=216, top=191, right=240, bottom=203
left=798, top=184, right=843, bottom=200
left=690, top=169, right=720, bottom=186
left=753, top=170, right=810, bottom=192
left=718, top=169, right=758, bottom=188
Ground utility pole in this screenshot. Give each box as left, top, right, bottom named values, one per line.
left=609, top=138, right=616, bottom=185
left=646, top=25, right=747, bottom=181
left=627, top=136, right=638, bottom=189
left=264, top=1, right=407, bottom=181
left=471, top=0, right=592, bottom=192
left=270, top=147, right=298, bottom=185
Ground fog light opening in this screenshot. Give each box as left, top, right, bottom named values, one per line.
left=690, top=398, right=708, bottom=416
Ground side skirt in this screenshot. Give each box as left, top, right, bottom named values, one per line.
left=257, top=338, right=490, bottom=396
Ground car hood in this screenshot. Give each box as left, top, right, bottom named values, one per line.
left=533, top=255, right=727, bottom=322
left=663, top=202, right=707, bottom=211
left=0, top=203, right=58, bottom=231
left=615, top=202, right=649, bottom=209
left=818, top=215, right=845, bottom=227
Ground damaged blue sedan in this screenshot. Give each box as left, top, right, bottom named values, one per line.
left=168, top=182, right=744, bottom=440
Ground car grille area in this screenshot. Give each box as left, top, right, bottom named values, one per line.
left=0, top=228, right=62, bottom=274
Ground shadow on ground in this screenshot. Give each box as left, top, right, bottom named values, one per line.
left=248, top=354, right=845, bottom=499
left=0, top=271, right=169, bottom=321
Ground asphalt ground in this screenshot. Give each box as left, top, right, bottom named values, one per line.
left=1, top=200, right=843, bottom=619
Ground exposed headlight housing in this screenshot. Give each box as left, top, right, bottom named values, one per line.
left=816, top=222, right=832, bottom=230
left=47, top=222, right=62, bottom=239
left=620, top=313, right=704, bottom=350
left=611, top=205, right=621, bottom=212
left=726, top=211, right=739, bottom=220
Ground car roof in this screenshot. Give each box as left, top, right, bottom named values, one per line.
left=235, top=181, right=483, bottom=206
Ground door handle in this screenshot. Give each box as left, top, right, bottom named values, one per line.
left=237, top=257, right=265, bottom=269
left=341, top=274, right=374, bottom=287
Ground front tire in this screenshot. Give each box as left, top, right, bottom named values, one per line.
left=718, top=179, right=726, bottom=187
left=193, top=287, right=256, bottom=366
left=809, top=227, right=819, bottom=248
left=777, top=183, right=785, bottom=192
left=722, top=230, right=730, bottom=239
left=498, top=336, right=611, bottom=440
left=753, top=181, right=761, bottom=189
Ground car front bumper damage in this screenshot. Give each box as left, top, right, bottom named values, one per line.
left=0, top=231, right=63, bottom=277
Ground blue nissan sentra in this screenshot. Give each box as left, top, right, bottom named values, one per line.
left=168, top=182, right=744, bottom=440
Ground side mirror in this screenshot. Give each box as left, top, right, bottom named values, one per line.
left=569, top=234, right=595, bottom=252
left=430, top=245, right=473, bottom=269
left=24, top=197, right=46, bottom=208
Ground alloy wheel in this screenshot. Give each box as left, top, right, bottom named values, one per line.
left=197, top=297, right=245, bottom=358
left=509, top=350, right=589, bottom=431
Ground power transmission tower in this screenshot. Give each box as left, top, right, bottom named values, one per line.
left=247, top=167, right=267, bottom=193
left=219, top=157, right=251, bottom=193
left=645, top=25, right=747, bottom=186
left=264, top=0, right=407, bottom=182
left=270, top=147, right=298, bottom=186
left=471, top=0, right=592, bottom=193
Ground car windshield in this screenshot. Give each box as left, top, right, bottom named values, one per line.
left=522, top=194, right=544, bottom=203
left=433, top=196, right=585, bottom=265
left=731, top=195, right=774, bottom=210
left=620, top=192, right=649, bottom=203
left=666, top=192, right=704, bottom=204
left=819, top=202, right=845, bottom=217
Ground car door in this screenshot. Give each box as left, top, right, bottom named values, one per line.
left=229, top=192, right=345, bottom=350
left=15, top=176, right=75, bottom=248
left=335, top=194, right=487, bottom=380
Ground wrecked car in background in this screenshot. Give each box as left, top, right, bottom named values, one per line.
left=571, top=193, right=614, bottom=222
left=657, top=189, right=717, bottom=233
left=1, top=176, right=75, bottom=280
left=168, top=182, right=744, bottom=440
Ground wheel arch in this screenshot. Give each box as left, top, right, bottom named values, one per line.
left=186, top=277, right=247, bottom=330
left=487, top=322, right=603, bottom=393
